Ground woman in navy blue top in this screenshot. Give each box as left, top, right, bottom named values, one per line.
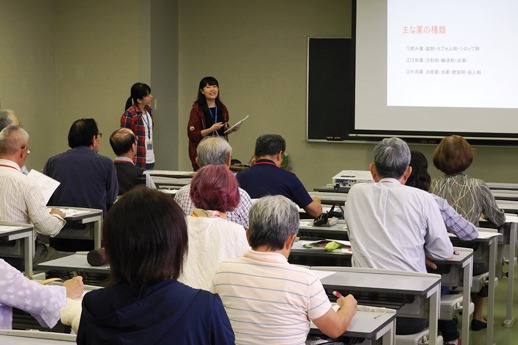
left=77, top=186, right=235, bottom=345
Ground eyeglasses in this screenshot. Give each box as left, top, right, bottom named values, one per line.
left=21, top=146, right=30, bottom=154
left=97, top=133, right=103, bottom=138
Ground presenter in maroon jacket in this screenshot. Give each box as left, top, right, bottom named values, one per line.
left=187, top=76, right=235, bottom=171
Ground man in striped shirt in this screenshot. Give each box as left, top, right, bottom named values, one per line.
left=0, top=126, right=67, bottom=265
left=212, top=195, right=357, bottom=345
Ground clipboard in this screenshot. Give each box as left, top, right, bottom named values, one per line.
left=224, top=115, right=249, bottom=134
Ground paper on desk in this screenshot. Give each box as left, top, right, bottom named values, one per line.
left=56, top=208, right=91, bottom=218
left=311, top=270, right=336, bottom=279
left=27, top=169, right=60, bottom=204
left=302, top=239, right=351, bottom=247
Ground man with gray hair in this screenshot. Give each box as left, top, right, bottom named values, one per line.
left=174, top=136, right=252, bottom=228
left=345, top=137, right=454, bottom=338
left=0, top=126, right=67, bottom=265
left=0, top=109, right=29, bottom=174
left=213, top=195, right=357, bottom=344
left=345, top=137, right=453, bottom=272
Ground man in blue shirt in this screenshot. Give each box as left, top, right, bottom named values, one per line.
left=236, top=134, right=322, bottom=218
left=44, top=118, right=118, bottom=251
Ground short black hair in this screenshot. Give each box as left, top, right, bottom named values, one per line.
left=68, top=118, right=99, bottom=148
left=254, top=134, right=286, bottom=157
left=103, top=186, right=189, bottom=288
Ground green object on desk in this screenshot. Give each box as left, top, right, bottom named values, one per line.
left=302, top=240, right=344, bottom=251
left=324, top=241, right=343, bottom=252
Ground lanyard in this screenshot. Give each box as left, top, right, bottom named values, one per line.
left=141, top=111, right=151, bottom=139
left=0, top=164, right=18, bottom=170
left=208, top=106, right=218, bottom=123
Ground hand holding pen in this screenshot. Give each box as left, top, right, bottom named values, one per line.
left=333, top=290, right=358, bottom=311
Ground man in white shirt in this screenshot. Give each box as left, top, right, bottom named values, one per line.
left=0, top=126, right=67, bottom=265
left=174, top=137, right=252, bottom=229
left=345, top=137, right=456, bottom=343
left=0, top=109, right=28, bottom=174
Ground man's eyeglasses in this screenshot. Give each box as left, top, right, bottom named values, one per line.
left=97, top=133, right=103, bottom=138
left=21, top=146, right=30, bottom=154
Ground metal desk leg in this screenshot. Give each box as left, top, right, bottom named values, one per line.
left=429, top=285, right=440, bottom=345
left=381, top=319, right=395, bottom=345
left=504, top=222, right=516, bottom=327
left=23, top=232, right=33, bottom=277
left=93, top=215, right=102, bottom=249
left=462, top=257, right=473, bottom=344
left=487, top=237, right=497, bottom=345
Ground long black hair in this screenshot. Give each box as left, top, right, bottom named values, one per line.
left=195, top=76, right=224, bottom=118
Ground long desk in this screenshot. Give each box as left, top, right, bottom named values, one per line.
left=434, top=247, right=473, bottom=345
left=0, top=330, right=75, bottom=344
left=37, top=253, right=109, bottom=275
left=491, top=190, right=518, bottom=202
left=450, top=229, right=500, bottom=345
left=289, top=239, right=352, bottom=267
left=298, top=219, right=348, bottom=240
left=147, top=170, right=194, bottom=188
left=309, top=306, right=396, bottom=345
left=496, top=200, right=518, bottom=213
left=314, top=185, right=351, bottom=193
left=487, top=182, right=518, bottom=191
left=295, top=219, right=484, bottom=345
left=500, top=215, right=517, bottom=327
left=309, top=191, right=347, bottom=205
left=481, top=215, right=518, bottom=328
left=313, top=267, right=442, bottom=345
left=53, top=207, right=103, bottom=249
left=0, top=223, right=34, bottom=276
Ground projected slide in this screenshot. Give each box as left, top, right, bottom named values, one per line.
left=355, top=0, right=518, bottom=136
left=388, top=0, right=518, bottom=109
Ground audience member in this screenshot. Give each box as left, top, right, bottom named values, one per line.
left=407, top=150, right=478, bottom=240
left=0, top=109, right=28, bottom=174
left=0, top=126, right=67, bottom=265
left=174, top=136, right=251, bottom=228
left=44, top=118, right=118, bottom=215
left=121, top=83, right=155, bottom=170
left=179, top=165, right=249, bottom=291
left=407, top=150, right=479, bottom=343
left=77, top=187, right=234, bottom=344
left=344, top=137, right=456, bottom=343
left=430, top=135, right=505, bottom=331
left=213, top=195, right=357, bottom=344
left=109, top=128, right=155, bottom=195
left=0, top=259, right=83, bottom=329
left=236, top=134, right=322, bottom=217
left=431, top=135, right=505, bottom=227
